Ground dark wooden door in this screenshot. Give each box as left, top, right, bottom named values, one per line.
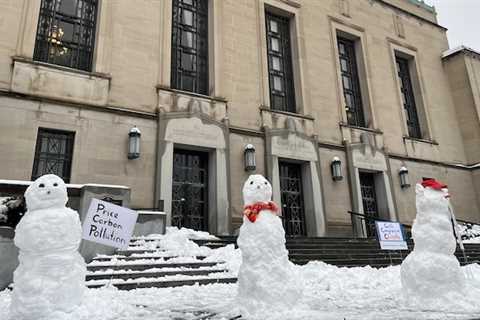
left=279, top=162, right=306, bottom=236
left=359, top=172, right=378, bottom=237
left=171, top=149, right=208, bottom=231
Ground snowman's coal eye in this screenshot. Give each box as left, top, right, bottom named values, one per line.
left=39, top=183, right=45, bottom=188
left=250, top=181, right=254, bottom=185
left=53, top=183, right=58, bottom=187
left=264, top=181, right=268, bottom=185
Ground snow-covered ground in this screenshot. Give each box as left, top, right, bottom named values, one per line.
left=1, top=227, right=480, bottom=320
left=460, top=223, right=480, bottom=244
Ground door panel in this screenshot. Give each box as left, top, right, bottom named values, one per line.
left=172, top=149, right=208, bottom=231
left=359, top=172, right=378, bottom=237
left=279, top=162, right=306, bottom=236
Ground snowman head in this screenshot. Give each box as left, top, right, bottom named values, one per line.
left=242, top=174, right=272, bottom=205
left=415, top=182, right=449, bottom=215
left=25, top=174, right=68, bottom=211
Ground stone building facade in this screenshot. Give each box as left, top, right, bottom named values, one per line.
left=0, top=0, right=479, bottom=237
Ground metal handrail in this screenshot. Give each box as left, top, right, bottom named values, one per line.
left=348, top=211, right=412, bottom=239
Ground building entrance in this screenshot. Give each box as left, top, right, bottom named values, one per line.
left=359, top=172, right=379, bottom=237
left=279, top=161, right=306, bottom=236
left=171, top=149, right=209, bottom=231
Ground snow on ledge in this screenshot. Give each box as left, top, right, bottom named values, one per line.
left=442, top=45, right=480, bottom=59
left=0, top=179, right=129, bottom=190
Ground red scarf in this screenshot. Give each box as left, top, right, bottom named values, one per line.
left=243, top=201, right=279, bottom=223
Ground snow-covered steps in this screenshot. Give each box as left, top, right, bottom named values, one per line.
left=91, top=254, right=207, bottom=262
left=87, top=277, right=237, bottom=290
left=86, top=258, right=237, bottom=290
left=85, top=264, right=236, bottom=290
left=87, top=261, right=222, bottom=272
left=86, top=268, right=229, bottom=282
left=195, top=236, right=480, bottom=268
left=85, top=230, right=238, bottom=290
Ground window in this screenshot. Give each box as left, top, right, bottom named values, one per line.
left=337, top=37, right=365, bottom=127
left=33, top=0, right=98, bottom=71
left=265, top=12, right=296, bottom=113
left=171, top=0, right=209, bottom=95
left=32, top=128, right=75, bottom=183
left=396, top=56, right=422, bottom=139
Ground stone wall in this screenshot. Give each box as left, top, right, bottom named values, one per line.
left=0, top=96, right=156, bottom=208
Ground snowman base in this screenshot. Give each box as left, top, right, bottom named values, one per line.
left=401, top=251, right=465, bottom=301
left=237, top=213, right=303, bottom=316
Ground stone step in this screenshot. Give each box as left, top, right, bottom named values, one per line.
left=92, top=255, right=207, bottom=262
left=116, top=249, right=165, bottom=256
left=287, top=247, right=408, bottom=254
left=289, top=253, right=408, bottom=261
left=291, top=257, right=404, bottom=267
left=286, top=243, right=389, bottom=250
left=86, top=268, right=228, bottom=281
left=87, top=261, right=222, bottom=272
left=86, top=277, right=237, bottom=290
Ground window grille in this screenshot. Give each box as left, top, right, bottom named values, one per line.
left=32, top=128, right=75, bottom=183
left=171, top=0, right=209, bottom=95
left=396, top=56, right=422, bottom=139
left=34, top=0, right=98, bottom=71
left=337, top=37, right=365, bottom=127
left=266, top=12, right=296, bottom=113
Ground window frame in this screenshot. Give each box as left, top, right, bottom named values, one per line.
left=396, top=56, right=422, bottom=139
left=170, top=0, right=209, bottom=95
left=330, top=20, right=376, bottom=130
left=337, top=36, right=366, bottom=127
left=389, top=42, right=433, bottom=142
left=33, top=0, right=99, bottom=72
left=31, top=128, right=75, bottom=183
left=265, top=11, right=296, bottom=113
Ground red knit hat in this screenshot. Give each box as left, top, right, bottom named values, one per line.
left=421, top=179, right=448, bottom=190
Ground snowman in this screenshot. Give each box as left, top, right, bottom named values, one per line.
left=10, top=174, right=86, bottom=319
left=236, top=174, right=303, bottom=316
left=401, top=179, right=465, bottom=303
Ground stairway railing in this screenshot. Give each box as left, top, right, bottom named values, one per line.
left=349, top=211, right=412, bottom=240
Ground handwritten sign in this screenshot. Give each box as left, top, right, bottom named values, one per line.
left=375, top=221, right=408, bottom=250
left=82, top=199, right=138, bottom=249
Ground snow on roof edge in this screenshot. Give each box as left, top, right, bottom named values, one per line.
left=442, top=46, right=480, bottom=59
left=0, top=180, right=129, bottom=189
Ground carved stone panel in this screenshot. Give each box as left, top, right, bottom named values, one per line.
left=164, top=117, right=226, bottom=149
left=271, top=134, right=318, bottom=162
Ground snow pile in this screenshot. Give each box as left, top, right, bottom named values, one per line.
left=130, top=227, right=221, bottom=258
left=153, top=227, right=212, bottom=257
left=460, top=223, right=480, bottom=243
left=10, top=175, right=86, bottom=320
left=237, top=175, right=303, bottom=317
left=401, top=183, right=465, bottom=307
left=204, top=244, right=242, bottom=275
left=106, top=226, right=242, bottom=275
left=0, top=197, right=8, bottom=221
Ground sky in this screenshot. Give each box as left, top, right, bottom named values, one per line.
left=426, top=0, right=480, bottom=51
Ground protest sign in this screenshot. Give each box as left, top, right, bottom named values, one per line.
left=375, top=221, right=408, bottom=250
left=82, top=198, right=138, bottom=249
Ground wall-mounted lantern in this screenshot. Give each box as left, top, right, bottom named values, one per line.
left=331, top=156, right=343, bottom=181
left=399, top=166, right=410, bottom=188
left=128, top=126, right=141, bottom=159
left=244, top=144, right=256, bottom=171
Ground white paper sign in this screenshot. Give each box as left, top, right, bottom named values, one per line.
left=82, top=198, right=138, bottom=249
left=375, top=221, right=408, bottom=250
